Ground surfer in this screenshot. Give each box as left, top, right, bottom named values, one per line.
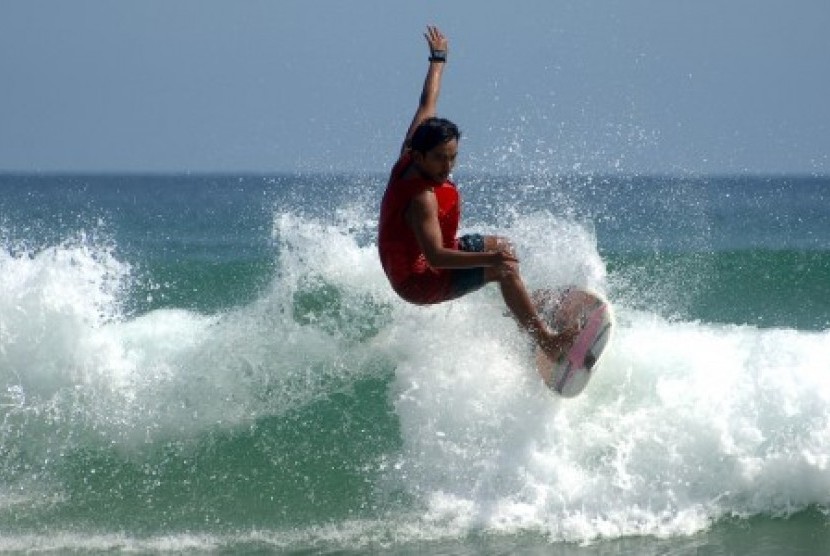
left=378, top=25, right=574, bottom=360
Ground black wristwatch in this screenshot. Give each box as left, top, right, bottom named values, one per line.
left=429, top=50, right=447, bottom=63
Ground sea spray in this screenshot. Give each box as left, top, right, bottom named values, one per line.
left=390, top=303, right=830, bottom=541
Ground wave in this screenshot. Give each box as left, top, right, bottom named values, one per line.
left=1, top=208, right=829, bottom=547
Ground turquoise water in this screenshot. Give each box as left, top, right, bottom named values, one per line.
left=0, top=173, right=828, bottom=553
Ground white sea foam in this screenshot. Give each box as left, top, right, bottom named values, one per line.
left=0, top=214, right=390, bottom=450
left=390, top=293, right=830, bottom=542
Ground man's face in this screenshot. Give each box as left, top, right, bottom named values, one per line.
left=414, top=139, right=458, bottom=183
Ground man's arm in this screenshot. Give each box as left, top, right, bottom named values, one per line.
left=406, top=189, right=516, bottom=269
left=400, top=26, right=449, bottom=156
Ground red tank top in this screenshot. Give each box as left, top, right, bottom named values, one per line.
left=378, top=153, right=460, bottom=288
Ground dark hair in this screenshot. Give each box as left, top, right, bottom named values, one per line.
left=410, top=117, right=461, bottom=154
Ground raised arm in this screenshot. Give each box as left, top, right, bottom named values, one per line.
left=400, top=26, right=449, bottom=155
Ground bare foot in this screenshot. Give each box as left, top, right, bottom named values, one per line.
left=538, top=324, right=580, bottom=362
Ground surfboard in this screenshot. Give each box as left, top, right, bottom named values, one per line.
left=533, top=287, right=614, bottom=397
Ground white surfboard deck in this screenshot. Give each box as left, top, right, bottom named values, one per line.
left=533, top=287, right=614, bottom=397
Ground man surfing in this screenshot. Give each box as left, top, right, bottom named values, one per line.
left=378, top=26, right=574, bottom=361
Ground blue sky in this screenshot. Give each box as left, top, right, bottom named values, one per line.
left=1, top=0, right=828, bottom=175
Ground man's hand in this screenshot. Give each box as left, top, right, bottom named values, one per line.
left=491, top=248, right=520, bottom=279
left=424, top=25, right=448, bottom=56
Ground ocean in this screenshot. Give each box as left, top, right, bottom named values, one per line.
left=0, top=172, right=828, bottom=554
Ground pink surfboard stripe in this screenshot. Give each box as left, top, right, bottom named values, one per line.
left=568, top=304, right=607, bottom=369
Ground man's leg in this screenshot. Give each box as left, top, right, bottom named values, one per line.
left=482, top=236, right=575, bottom=358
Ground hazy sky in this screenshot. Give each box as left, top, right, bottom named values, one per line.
left=1, top=1, right=828, bottom=175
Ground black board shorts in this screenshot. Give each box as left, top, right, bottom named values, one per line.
left=449, top=233, right=487, bottom=299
